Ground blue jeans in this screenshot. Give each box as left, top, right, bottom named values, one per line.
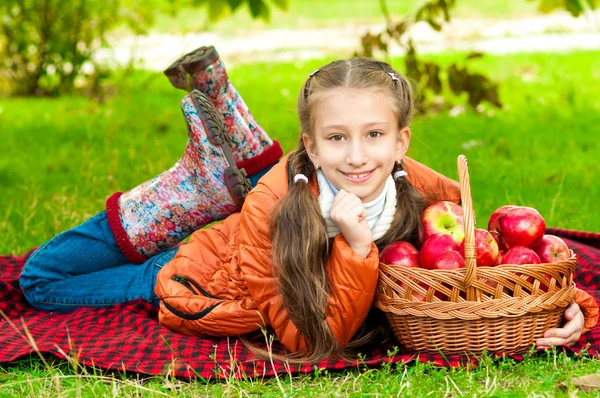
left=20, top=211, right=179, bottom=312
left=20, top=161, right=277, bottom=313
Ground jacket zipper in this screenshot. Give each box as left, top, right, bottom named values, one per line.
left=165, top=274, right=223, bottom=321
left=161, top=300, right=222, bottom=321
left=171, top=274, right=220, bottom=299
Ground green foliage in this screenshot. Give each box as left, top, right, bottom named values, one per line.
left=532, top=0, right=597, bottom=17
left=175, top=0, right=288, bottom=22
left=415, top=0, right=455, bottom=31
left=0, top=0, right=287, bottom=97
left=447, top=58, right=502, bottom=108
left=357, top=0, right=502, bottom=113
left=359, top=0, right=595, bottom=113
left=0, top=0, right=163, bottom=96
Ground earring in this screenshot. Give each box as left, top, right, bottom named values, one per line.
left=314, top=162, right=320, bottom=171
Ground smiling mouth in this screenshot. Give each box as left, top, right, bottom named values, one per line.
left=342, top=170, right=374, bottom=182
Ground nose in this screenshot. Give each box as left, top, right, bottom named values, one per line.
left=346, top=138, right=368, bottom=167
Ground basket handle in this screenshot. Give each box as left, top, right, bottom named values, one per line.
left=457, top=155, right=477, bottom=289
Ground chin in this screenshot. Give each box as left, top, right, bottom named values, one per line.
left=335, top=185, right=366, bottom=200
left=356, top=185, right=383, bottom=202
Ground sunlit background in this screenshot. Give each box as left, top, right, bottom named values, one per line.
left=1, top=1, right=600, bottom=395
left=1, top=0, right=599, bottom=249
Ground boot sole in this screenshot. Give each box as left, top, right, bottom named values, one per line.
left=164, top=46, right=220, bottom=90
left=189, top=90, right=251, bottom=207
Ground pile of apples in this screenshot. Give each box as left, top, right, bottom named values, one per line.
left=380, top=201, right=571, bottom=279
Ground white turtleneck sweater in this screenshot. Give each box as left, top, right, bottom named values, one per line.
left=316, top=170, right=397, bottom=240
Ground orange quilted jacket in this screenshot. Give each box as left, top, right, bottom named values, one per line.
left=154, top=154, right=598, bottom=353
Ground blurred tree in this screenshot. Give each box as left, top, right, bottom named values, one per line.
left=0, top=0, right=156, bottom=96
left=0, top=0, right=288, bottom=96
left=357, top=0, right=596, bottom=113
left=178, top=0, right=289, bottom=22
left=531, top=0, right=597, bottom=17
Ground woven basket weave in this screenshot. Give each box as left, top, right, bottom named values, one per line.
left=375, top=155, right=577, bottom=354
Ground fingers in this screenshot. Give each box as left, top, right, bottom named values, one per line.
left=543, top=311, right=584, bottom=339
left=543, top=326, right=574, bottom=340
left=536, top=309, right=585, bottom=349
left=332, top=188, right=349, bottom=206
left=332, top=189, right=357, bottom=207
left=537, top=325, right=582, bottom=348
left=536, top=334, right=580, bottom=349
left=564, top=303, right=580, bottom=320
left=330, top=190, right=366, bottom=221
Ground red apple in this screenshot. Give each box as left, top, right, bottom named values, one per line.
left=488, top=205, right=518, bottom=250
left=433, top=251, right=465, bottom=270
left=481, top=276, right=505, bottom=297
left=421, top=201, right=465, bottom=245
left=533, top=235, right=570, bottom=263
left=490, top=231, right=510, bottom=251
left=380, top=241, right=420, bottom=268
left=496, top=250, right=506, bottom=265
left=405, top=281, right=431, bottom=301
left=500, top=246, right=541, bottom=265
left=517, top=271, right=552, bottom=294
left=380, top=242, right=424, bottom=300
left=409, top=281, right=451, bottom=302
left=488, top=205, right=518, bottom=233
left=460, top=228, right=499, bottom=267
left=497, top=207, right=546, bottom=249
left=526, top=275, right=551, bottom=293
left=420, top=233, right=460, bottom=270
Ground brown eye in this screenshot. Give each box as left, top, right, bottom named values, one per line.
left=329, top=134, right=344, bottom=141
left=368, top=131, right=382, bottom=138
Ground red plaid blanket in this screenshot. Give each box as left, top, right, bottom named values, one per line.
left=1, top=228, right=599, bottom=379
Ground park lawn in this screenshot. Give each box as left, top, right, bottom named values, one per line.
left=1, top=49, right=599, bottom=254
left=144, top=0, right=542, bottom=35
left=0, top=49, right=600, bottom=395
left=1, top=349, right=599, bottom=396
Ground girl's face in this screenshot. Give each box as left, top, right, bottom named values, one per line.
left=304, top=87, right=410, bottom=203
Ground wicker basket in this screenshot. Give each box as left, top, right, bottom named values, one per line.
left=375, top=155, right=577, bottom=354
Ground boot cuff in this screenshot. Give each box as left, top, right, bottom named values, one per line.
left=236, top=140, right=283, bottom=177
left=106, top=192, right=148, bottom=264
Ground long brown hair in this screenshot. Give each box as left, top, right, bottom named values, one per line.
left=269, top=58, right=424, bottom=362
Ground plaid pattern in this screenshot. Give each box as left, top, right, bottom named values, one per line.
left=1, top=228, right=599, bottom=379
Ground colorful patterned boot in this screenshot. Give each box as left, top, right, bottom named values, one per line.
left=164, top=46, right=283, bottom=180
left=106, top=90, right=251, bottom=264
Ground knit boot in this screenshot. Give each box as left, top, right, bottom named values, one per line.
left=106, top=90, right=251, bottom=264
left=164, top=45, right=282, bottom=180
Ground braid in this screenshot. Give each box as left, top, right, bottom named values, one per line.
left=267, top=57, right=424, bottom=361
left=396, top=76, right=414, bottom=126
left=374, top=160, right=424, bottom=250
left=269, top=137, right=337, bottom=362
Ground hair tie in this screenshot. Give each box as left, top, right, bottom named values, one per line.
left=394, top=170, right=408, bottom=180
left=376, top=61, right=399, bottom=87
left=304, top=69, right=321, bottom=101
left=294, top=174, right=309, bottom=184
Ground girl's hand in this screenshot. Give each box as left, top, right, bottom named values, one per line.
left=330, top=189, right=373, bottom=258
left=536, top=303, right=584, bottom=349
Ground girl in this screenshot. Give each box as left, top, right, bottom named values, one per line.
left=20, top=57, right=596, bottom=361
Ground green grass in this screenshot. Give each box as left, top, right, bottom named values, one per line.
left=141, top=0, right=541, bottom=35
left=1, top=50, right=599, bottom=254
left=2, top=348, right=600, bottom=396
left=1, top=50, right=600, bottom=394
